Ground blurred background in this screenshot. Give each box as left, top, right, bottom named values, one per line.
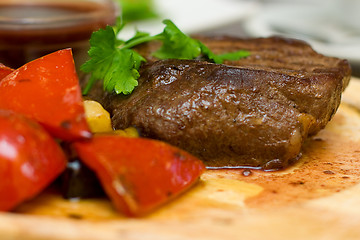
left=0, top=0, right=359, bottom=76
left=120, top=0, right=360, bottom=77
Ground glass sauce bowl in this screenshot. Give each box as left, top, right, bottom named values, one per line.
left=0, top=0, right=119, bottom=70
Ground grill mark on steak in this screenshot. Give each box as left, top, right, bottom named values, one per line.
left=89, top=36, right=351, bottom=170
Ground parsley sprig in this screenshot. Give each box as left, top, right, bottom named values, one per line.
left=81, top=19, right=250, bottom=95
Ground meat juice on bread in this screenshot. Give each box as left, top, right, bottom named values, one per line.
left=0, top=18, right=354, bottom=225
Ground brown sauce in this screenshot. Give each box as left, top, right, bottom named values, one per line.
left=0, top=1, right=118, bottom=69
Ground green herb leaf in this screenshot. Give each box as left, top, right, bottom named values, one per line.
left=199, top=42, right=250, bottom=64
left=153, top=20, right=201, bottom=60
left=80, top=25, right=118, bottom=95
left=154, top=20, right=250, bottom=64
left=81, top=20, right=146, bottom=95
left=103, top=49, right=145, bottom=95
left=198, top=42, right=223, bottom=64
left=81, top=19, right=250, bottom=95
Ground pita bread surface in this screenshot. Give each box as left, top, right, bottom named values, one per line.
left=1, top=78, right=360, bottom=240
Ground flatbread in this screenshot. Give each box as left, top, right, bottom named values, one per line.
left=1, top=78, right=360, bottom=240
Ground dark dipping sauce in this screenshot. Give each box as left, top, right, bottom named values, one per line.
left=0, top=0, right=118, bottom=69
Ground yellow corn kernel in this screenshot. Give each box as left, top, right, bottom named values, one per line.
left=114, top=127, right=139, bottom=138
left=84, top=100, right=113, bottom=133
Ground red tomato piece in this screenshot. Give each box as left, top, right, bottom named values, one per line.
left=0, top=110, right=67, bottom=211
left=0, top=63, right=13, bottom=80
left=0, top=49, right=91, bottom=141
left=73, top=136, right=205, bottom=217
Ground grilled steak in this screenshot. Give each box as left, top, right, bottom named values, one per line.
left=91, top=36, right=351, bottom=170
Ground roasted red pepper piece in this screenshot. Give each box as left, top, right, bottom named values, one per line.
left=0, top=63, right=13, bottom=80
left=73, top=136, right=205, bottom=217
left=0, top=49, right=91, bottom=141
left=0, top=110, right=67, bottom=211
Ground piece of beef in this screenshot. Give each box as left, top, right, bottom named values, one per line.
left=92, top=36, right=351, bottom=170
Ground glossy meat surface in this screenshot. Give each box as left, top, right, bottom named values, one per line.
left=92, top=36, right=351, bottom=170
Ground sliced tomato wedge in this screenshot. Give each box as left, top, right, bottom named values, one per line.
left=0, top=63, right=13, bottom=80
left=0, top=49, right=91, bottom=141
left=0, top=110, right=67, bottom=211
left=73, top=136, right=205, bottom=217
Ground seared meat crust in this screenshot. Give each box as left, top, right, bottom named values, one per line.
left=92, top=36, right=351, bottom=170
